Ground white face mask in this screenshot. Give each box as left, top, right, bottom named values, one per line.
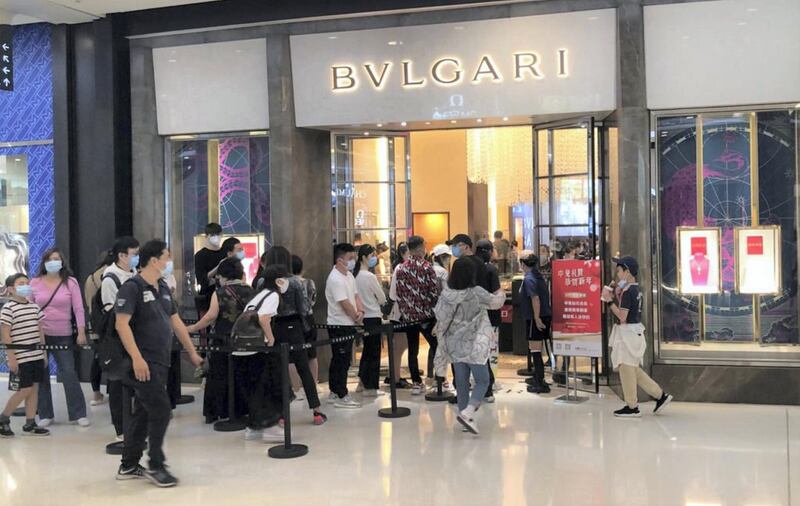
left=617, top=279, right=628, bottom=289
left=209, top=235, right=222, bottom=248
left=346, top=259, right=356, bottom=272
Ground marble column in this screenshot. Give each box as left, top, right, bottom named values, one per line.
left=611, top=0, right=653, bottom=397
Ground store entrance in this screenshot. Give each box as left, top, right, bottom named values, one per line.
left=331, top=118, right=608, bottom=274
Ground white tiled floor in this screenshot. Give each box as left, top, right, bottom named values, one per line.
left=0, top=371, right=797, bottom=506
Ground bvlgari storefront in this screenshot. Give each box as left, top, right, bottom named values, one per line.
left=128, top=0, right=800, bottom=404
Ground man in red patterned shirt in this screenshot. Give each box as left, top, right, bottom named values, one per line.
left=395, top=236, right=442, bottom=395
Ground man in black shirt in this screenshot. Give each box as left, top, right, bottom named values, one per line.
left=193, top=223, right=226, bottom=317
left=604, top=256, right=672, bottom=419
left=115, top=240, right=203, bottom=487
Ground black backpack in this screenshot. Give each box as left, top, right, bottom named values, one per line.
left=93, top=274, right=136, bottom=381
left=231, top=290, right=275, bottom=348
left=90, top=273, right=120, bottom=338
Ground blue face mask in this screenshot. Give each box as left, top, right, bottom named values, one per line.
left=129, top=254, right=140, bottom=270
left=367, top=256, right=378, bottom=268
left=236, top=250, right=246, bottom=261
left=617, top=279, right=628, bottom=289
left=347, top=259, right=356, bottom=272
left=15, top=285, right=32, bottom=298
left=45, top=260, right=63, bottom=273
left=451, top=246, right=462, bottom=258
left=161, top=260, right=174, bottom=278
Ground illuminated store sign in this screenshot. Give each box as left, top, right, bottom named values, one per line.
left=735, top=226, right=782, bottom=295
left=330, top=50, right=569, bottom=91
left=290, top=9, right=616, bottom=127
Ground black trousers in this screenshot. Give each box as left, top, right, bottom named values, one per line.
left=203, top=340, right=229, bottom=420
left=90, top=353, right=103, bottom=392
left=121, top=363, right=171, bottom=470
left=358, top=318, right=383, bottom=390
left=328, top=327, right=354, bottom=398
left=274, top=316, right=321, bottom=410
left=246, top=353, right=282, bottom=429
left=405, top=322, right=441, bottom=384
left=108, top=379, right=123, bottom=436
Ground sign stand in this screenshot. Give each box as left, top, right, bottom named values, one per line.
left=554, top=355, right=589, bottom=404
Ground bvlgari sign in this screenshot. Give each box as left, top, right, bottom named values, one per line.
left=331, top=50, right=569, bottom=91
left=290, top=9, right=615, bottom=127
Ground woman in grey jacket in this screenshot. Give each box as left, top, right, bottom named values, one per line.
left=433, top=258, right=505, bottom=435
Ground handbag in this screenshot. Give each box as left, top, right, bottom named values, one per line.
left=231, top=290, right=275, bottom=349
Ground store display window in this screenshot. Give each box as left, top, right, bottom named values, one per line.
left=655, top=107, right=799, bottom=363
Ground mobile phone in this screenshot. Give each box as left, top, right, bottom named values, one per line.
left=8, top=372, right=20, bottom=391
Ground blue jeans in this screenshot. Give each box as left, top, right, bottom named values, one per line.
left=453, top=362, right=490, bottom=412
left=37, top=335, right=87, bottom=421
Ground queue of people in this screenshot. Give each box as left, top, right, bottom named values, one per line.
left=0, top=222, right=673, bottom=488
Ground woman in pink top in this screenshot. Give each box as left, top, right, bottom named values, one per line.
left=31, top=248, right=89, bottom=427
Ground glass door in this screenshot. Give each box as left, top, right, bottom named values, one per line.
left=331, top=132, right=410, bottom=281
left=533, top=118, right=600, bottom=261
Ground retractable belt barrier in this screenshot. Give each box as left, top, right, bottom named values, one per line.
left=0, top=318, right=433, bottom=460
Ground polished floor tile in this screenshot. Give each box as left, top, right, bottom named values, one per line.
left=0, top=371, right=794, bottom=506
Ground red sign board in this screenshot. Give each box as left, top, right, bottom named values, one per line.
left=551, top=259, right=602, bottom=335
left=690, top=236, right=707, bottom=255
left=500, top=304, right=513, bottom=324
left=747, top=235, right=764, bottom=255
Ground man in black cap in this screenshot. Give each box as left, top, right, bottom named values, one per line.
left=604, top=255, right=672, bottom=418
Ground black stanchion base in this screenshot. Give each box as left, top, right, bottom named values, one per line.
left=425, top=391, right=454, bottom=402
left=268, top=443, right=309, bottom=459
left=105, top=441, right=124, bottom=455
left=176, top=395, right=195, bottom=405
left=213, top=419, right=246, bottom=432
left=517, top=368, right=534, bottom=377
left=378, top=407, right=411, bottom=418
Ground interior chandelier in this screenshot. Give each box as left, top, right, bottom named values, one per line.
left=466, top=126, right=533, bottom=206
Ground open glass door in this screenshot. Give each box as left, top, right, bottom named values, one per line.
left=331, top=132, right=410, bottom=281
left=533, top=118, right=600, bottom=260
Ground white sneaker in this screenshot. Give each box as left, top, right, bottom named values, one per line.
left=294, top=390, right=306, bottom=402
left=326, top=392, right=339, bottom=405
left=243, top=427, right=263, bottom=441
left=442, top=381, right=454, bottom=391
left=90, top=394, right=105, bottom=406
left=485, top=395, right=496, bottom=404
left=115, top=434, right=124, bottom=442
left=334, top=395, right=362, bottom=409
left=38, top=418, right=53, bottom=428
left=74, top=417, right=91, bottom=427
left=411, top=383, right=424, bottom=396
left=362, top=389, right=385, bottom=397
left=262, top=425, right=284, bottom=443
left=457, top=406, right=479, bottom=435
left=492, top=382, right=502, bottom=392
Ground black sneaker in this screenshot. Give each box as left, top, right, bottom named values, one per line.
left=395, top=379, right=413, bottom=389
left=654, top=393, right=674, bottom=414
left=145, top=467, right=179, bottom=488
left=0, top=421, right=14, bottom=438
left=21, top=423, right=49, bottom=436
left=447, top=395, right=458, bottom=404
left=116, top=464, right=146, bottom=481
left=614, top=406, right=642, bottom=418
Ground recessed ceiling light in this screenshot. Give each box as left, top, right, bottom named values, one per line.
left=387, top=41, right=399, bottom=46
left=363, top=132, right=369, bottom=136
left=476, top=118, right=483, bottom=123
left=377, top=123, right=383, bottom=127
left=425, top=122, right=431, bottom=125
left=746, top=7, right=758, bottom=12
left=737, top=21, right=747, bottom=26
left=400, top=121, right=407, bottom=127
left=502, top=117, right=509, bottom=121
left=328, top=35, right=338, bottom=40
left=450, top=120, right=457, bottom=124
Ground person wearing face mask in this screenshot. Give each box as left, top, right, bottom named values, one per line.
left=605, top=256, right=673, bottom=419
left=431, top=244, right=452, bottom=292
left=207, top=237, right=244, bottom=286
left=385, top=242, right=411, bottom=389
left=98, top=237, right=140, bottom=440
left=0, top=274, right=50, bottom=437
left=518, top=252, right=552, bottom=394
left=475, top=239, right=502, bottom=402
left=325, top=242, right=365, bottom=409
left=31, top=248, right=89, bottom=428
left=193, top=223, right=226, bottom=318
left=113, top=239, right=203, bottom=487
left=262, top=246, right=326, bottom=424
left=353, top=244, right=387, bottom=396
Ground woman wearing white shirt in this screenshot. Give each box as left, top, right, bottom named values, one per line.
left=354, top=245, right=387, bottom=397
left=431, top=244, right=451, bottom=292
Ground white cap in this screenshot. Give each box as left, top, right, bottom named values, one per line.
left=432, top=244, right=451, bottom=257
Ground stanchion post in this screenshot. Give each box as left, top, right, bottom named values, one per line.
left=378, top=324, right=410, bottom=419
left=268, top=343, right=308, bottom=459
left=214, top=350, right=246, bottom=432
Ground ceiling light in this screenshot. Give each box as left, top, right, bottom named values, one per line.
left=387, top=41, right=400, bottom=46
left=737, top=21, right=747, bottom=26
left=328, top=36, right=338, bottom=40
left=502, top=117, right=509, bottom=121
left=746, top=7, right=758, bottom=12
left=476, top=118, right=483, bottom=123
left=377, top=123, right=383, bottom=127
left=450, top=120, right=457, bottom=124
left=363, top=132, right=369, bottom=136
left=400, top=121, right=407, bottom=127
left=425, top=122, right=431, bottom=125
